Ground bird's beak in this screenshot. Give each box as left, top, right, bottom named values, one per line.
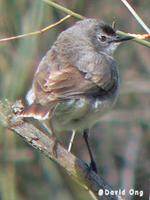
left=109, top=35, right=134, bottom=43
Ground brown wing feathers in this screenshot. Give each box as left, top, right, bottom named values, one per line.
left=35, top=66, right=96, bottom=102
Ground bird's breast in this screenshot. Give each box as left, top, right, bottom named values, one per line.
left=50, top=82, right=119, bottom=133
left=50, top=56, right=120, bottom=132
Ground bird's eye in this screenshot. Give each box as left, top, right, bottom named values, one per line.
left=98, top=35, right=107, bottom=42
left=100, top=35, right=107, bottom=42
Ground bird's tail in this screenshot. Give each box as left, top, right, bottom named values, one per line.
left=17, top=103, right=54, bottom=120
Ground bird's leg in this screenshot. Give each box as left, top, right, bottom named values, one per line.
left=68, top=130, right=76, bottom=152
left=83, top=129, right=98, bottom=173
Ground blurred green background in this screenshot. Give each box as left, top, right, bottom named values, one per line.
left=0, top=0, right=150, bottom=200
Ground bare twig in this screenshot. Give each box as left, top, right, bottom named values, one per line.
left=0, top=15, right=71, bottom=43
left=116, top=31, right=150, bottom=48
left=127, top=33, right=150, bottom=40
left=0, top=100, right=123, bottom=200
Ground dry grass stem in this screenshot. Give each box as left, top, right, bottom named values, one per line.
left=0, top=15, right=71, bottom=43
left=121, top=0, right=150, bottom=33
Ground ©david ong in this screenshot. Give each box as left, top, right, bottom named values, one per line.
left=98, top=189, right=144, bottom=197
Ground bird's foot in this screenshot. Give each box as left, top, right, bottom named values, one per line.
left=89, top=160, right=98, bottom=173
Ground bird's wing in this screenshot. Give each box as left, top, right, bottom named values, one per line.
left=21, top=53, right=117, bottom=120
left=75, top=52, right=117, bottom=91
left=33, top=52, right=118, bottom=105
left=21, top=66, right=96, bottom=120
left=34, top=66, right=97, bottom=103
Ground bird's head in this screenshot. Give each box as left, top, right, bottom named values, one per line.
left=85, top=19, right=133, bottom=55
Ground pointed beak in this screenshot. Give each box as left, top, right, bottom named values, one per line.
left=109, top=35, right=134, bottom=43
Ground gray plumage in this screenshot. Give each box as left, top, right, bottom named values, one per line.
left=24, top=18, right=132, bottom=133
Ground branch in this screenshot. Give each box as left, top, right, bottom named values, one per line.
left=116, top=31, right=150, bottom=48
left=0, top=15, right=71, bottom=43
left=0, top=100, right=123, bottom=200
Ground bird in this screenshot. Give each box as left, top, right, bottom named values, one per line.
left=18, top=18, right=133, bottom=173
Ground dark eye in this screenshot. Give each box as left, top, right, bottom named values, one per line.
left=98, top=35, right=107, bottom=42
left=101, top=36, right=107, bottom=41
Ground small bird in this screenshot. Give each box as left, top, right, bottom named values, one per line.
left=19, top=18, right=133, bottom=172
